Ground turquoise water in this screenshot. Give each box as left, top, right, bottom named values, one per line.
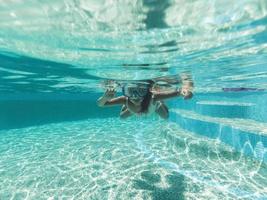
left=1, top=0, right=267, bottom=199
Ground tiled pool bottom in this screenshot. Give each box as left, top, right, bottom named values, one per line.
left=0, top=118, right=266, bottom=200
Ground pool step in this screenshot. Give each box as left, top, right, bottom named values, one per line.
left=169, top=92, right=267, bottom=123
left=169, top=109, right=267, bottom=162
left=194, top=100, right=258, bottom=119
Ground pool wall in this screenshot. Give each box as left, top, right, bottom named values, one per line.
left=169, top=92, right=267, bottom=162
left=0, top=93, right=120, bottom=130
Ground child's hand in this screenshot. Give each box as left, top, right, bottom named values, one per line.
left=180, top=73, right=194, bottom=99
left=104, top=88, right=116, bottom=99
left=181, top=89, right=193, bottom=99
left=180, top=88, right=193, bottom=99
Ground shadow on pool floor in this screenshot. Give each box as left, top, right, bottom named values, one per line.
left=133, top=170, right=185, bottom=200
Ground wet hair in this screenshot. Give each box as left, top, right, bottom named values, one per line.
left=140, top=80, right=154, bottom=113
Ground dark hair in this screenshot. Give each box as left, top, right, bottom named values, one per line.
left=140, top=80, right=154, bottom=113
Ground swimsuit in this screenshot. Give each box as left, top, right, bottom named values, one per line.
left=125, top=96, right=161, bottom=115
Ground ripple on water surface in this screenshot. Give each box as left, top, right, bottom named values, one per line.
left=0, top=118, right=266, bottom=199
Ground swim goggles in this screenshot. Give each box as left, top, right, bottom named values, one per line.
left=122, top=85, right=149, bottom=99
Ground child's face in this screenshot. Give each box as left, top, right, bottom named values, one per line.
left=125, top=86, right=148, bottom=99
left=130, top=98, right=143, bottom=105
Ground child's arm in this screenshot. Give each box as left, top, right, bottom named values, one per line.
left=97, top=89, right=126, bottom=107
left=153, top=88, right=193, bottom=101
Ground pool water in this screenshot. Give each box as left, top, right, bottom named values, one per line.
left=0, top=117, right=266, bottom=199
left=1, top=0, right=267, bottom=199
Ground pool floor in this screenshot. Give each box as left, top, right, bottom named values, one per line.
left=0, top=118, right=266, bottom=200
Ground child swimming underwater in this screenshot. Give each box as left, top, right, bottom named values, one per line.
left=97, top=74, right=193, bottom=119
